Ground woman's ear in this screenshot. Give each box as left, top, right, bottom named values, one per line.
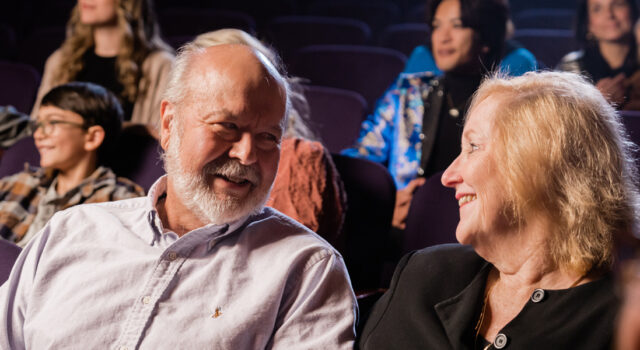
left=84, top=125, right=106, bottom=152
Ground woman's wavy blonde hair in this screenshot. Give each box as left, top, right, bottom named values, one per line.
left=471, top=71, right=640, bottom=275
left=53, top=0, right=170, bottom=103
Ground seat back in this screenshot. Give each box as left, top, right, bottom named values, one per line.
left=267, top=15, right=371, bottom=61
left=0, top=61, right=41, bottom=114
left=332, top=154, right=396, bottom=290
left=378, top=23, right=430, bottom=56
left=159, top=8, right=256, bottom=37
left=303, top=85, right=367, bottom=153
left=513, top=8, right=576, bottom=30
left=403, top=171, right=459, bottom=254
left=0, top=239, right=21, bottom=285
left=512, top=29, right=579, bottom=68
left=109, top=125, right=165, bottom=192
left=307, top=1, right=401, bottom=35
left=291, top=44, right=406, bottom=112
left=0, top=136, right=40, bottom=178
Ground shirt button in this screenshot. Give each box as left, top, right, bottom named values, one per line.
left=419, top=133, right=425, bottom=140
left=167, top=252, right=178, bottom=261
left=494, top=333, right=508, bottom=349
left=417, top=168, right=425, bottom=176
left=531, top=288, right=545, bottom=303
left=142, top=296, right=152, bottom=304
left=437, top=90, right=444, bottom=97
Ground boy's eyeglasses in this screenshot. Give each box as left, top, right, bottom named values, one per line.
left=29, top=120, right=87, bottom=136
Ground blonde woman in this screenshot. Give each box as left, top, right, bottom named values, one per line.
left=31, top=0, right=174, bottom=126
left=359, top=71, right=640, bottom=349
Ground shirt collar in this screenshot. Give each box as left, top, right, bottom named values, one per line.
left=146, top=175, right=253, bottom=250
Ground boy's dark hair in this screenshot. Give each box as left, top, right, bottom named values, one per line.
left=40, top=81, right=123, bottom=166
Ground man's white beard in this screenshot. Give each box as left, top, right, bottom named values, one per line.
left=163, top=124, right=271, bottom=225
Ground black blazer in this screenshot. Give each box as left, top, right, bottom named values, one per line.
left=358, top=244, right=619, bottom=350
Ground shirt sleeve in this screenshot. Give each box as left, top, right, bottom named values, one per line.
left=269, top=251, right=357, bottom=350
left=341, top=79, right=401, bottom=166
left=0, top=221, right=53, bottom=350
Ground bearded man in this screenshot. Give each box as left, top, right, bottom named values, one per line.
left=0, top=44, right=357, bottom=349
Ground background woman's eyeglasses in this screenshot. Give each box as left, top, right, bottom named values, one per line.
left=29, top=120, right=87, bottom=136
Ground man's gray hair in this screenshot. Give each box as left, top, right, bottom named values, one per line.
left=162, top=39, right=291, bottom=126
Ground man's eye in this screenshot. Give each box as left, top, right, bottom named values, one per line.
left=220, top=122, right=238, bottom=130
left=257, top=133, right=280, bottom=150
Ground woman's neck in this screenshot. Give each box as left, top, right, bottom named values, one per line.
left=55, top=158, right=98, bottom=195
left=93, top=25, right=122, bottom=57
left=598, top=40, right=631, bottom=70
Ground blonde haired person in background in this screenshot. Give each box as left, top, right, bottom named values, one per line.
left=191, top=29, right=346, bottom=245
left=31, top=0, right=174, bottom=127
left=359, top=71, right=640, bottom=349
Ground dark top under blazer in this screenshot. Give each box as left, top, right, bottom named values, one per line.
left=358, top=244, right=619, bottom=350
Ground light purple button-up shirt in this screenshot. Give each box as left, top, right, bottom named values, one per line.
left=0, top=176, right=357, bottom=349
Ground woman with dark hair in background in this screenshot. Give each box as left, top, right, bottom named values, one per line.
left=343, top=0, right=509, bottom=230
left=558, top=0, right=639, bottom=108
left=31, top=0, right=174, bottom=126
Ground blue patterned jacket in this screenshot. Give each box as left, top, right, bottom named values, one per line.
left=342, top=71, right=441, bottom=189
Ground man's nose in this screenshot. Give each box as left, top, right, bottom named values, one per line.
left=228, top=132, right=257, bottom=165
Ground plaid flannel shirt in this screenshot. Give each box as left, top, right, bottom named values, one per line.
left=0, top=165, right=144, bottom=244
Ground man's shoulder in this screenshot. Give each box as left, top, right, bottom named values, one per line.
left=246, top=207, right=339, bottom=254
left=53, top=196, right=149, bottom=223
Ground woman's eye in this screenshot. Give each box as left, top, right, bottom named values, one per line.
left=469, top=143, right=479, bottom=153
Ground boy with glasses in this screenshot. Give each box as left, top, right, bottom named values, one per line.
left=0, top=82, right=144, bottom=246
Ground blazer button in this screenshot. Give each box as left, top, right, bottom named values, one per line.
left=417, top=168, right=425, bottom=176
left=531, top=288, right=545, bottom=303
left=419, top=133, right=425, bottom=140
left=494, top=333, right=508, bottom=349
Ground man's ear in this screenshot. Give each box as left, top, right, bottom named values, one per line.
left=84, top=125, right=105, bottom=152
left=160, top=100, right=175, bottom=151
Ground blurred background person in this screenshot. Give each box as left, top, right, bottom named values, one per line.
left=191, top=29, right=346, bottom=246
left=31, top=0, right=174, bottom=128
left=0, top=82, right=143, bottom=246
left=359, top=71, right=639, bottom=348
left=558, top=0, right=639, bottom=108
left=343, top=0, right=513, bottom=230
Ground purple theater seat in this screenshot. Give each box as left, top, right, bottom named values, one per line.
left=307, top=1, right=401, bottom=35
left=332, top=153, right=396, bottom=290
left=0, top=239, right=21, bottom=285
left=303, top=85, right=367, bottom=153
left=110, top=125, right=165, bottom=193
left=513, top=29, right=579, bottom=68
left=267, top=16, right=371, bottom=62
left=0, top=61, right=41, bottom=114
left=17, top=26, right=66, bottom=74
left=513, top=8, right=575, bottom=30
left=290, top=44, right=406, bottom=113
left=0, top=136, right=40, bottom=178
left=378, top=23, right=430, bottom=56
left=403, top=171, right=459, bottom=254
left=159, top=8, right=256, bottom=37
